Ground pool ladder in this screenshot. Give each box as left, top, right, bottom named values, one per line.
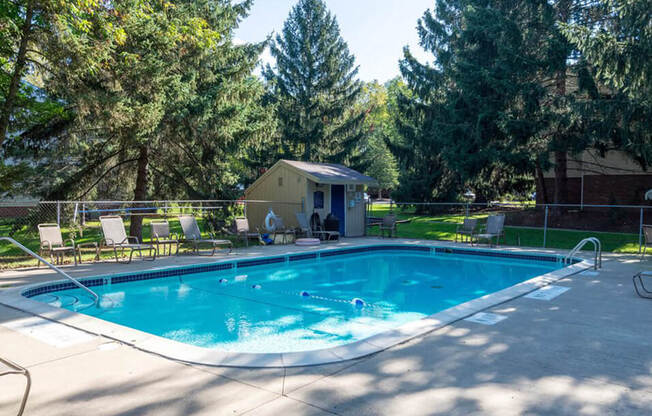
left=564, top=237, right=602, bottom=270
left=0, top=237, right=99, bottom=306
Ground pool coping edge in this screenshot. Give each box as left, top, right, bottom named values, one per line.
left=0, top=243, right=592, bottom=368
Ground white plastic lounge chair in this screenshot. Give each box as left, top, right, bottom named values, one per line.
left=178, top=215, right=233, bottom=255
left=474, top=215, right=505, bottom=247
left=379, top=214, right=397, bottom=238
left=38, top=223, right=98, bottom=266
left=149, top=220, right=179, bottom=256
left=99, top=215, right=156, bottom=263
left=455, top=218, right=478, bottom=243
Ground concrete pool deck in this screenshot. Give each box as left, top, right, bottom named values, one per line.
left=1, top=238, right=651, bottom=415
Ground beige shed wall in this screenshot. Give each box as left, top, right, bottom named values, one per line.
left=345, top=184, right=366, bottom=237
left=244, top=165, right=307, bottom=230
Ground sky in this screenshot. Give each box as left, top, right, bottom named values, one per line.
left=234, top=0, right=435, bottom=83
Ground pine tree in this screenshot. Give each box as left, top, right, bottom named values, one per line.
left=561, top=0, right=652, bottom=170
left=263, top=0, right=364, bottom=164
left=393, top=0, right=634, bottom=204
left=41, top=0, right=273, bottom=238
left=394, top=0, right=550, bottom=202
left=356, top=81, right=399, bottom=196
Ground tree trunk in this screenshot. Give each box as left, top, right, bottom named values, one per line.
left=553, top=150, right=568, bottom=204
left=552, top=0, right=571, bottom=207
left=129, top=145, right=149, bottom=241
left=553, top=64, right=568, bottom=205
left=535, top=161, right=548, bottom=205
left=0, top=0, right=34, bottom=149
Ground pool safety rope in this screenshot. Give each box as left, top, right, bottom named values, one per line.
left=222, top=279, right=387, bottom=310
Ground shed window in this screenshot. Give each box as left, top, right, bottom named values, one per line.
left=278, top=177, right=283, bottom=187
left=314, top=191, right=324, bottom=209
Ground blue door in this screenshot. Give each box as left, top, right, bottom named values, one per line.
left=331, top=185, right=346, bottom=236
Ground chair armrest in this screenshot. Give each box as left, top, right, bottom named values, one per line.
left=127, top=236, right=140, bottom=244
left=66, top=239, right=76, bottom=248
left=77, top=241, right=98, bottom=249
left=40, top=240, right=53, bottom=250
left=102, top=238, right=116, bottom=247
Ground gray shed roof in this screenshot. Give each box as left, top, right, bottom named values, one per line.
left=282, top=160, right=378, bottom=185
left=245, top=160, right=378, bottom=195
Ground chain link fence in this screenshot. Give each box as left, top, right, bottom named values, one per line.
left=366, top=200, right=651, bottom=254
left=0, top=199, right=302, bottom=268
left=2, top=198, right=650, bottom=268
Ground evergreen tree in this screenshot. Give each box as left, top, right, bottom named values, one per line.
left=0, top=1, right=113, bottom=193
left=263, top=0, right=364, bottom=164
left=561, top=0, right=652, bottom=170
left=40, top=0, right=273, bottom=238
left=356, top=81, right=399, bottom=196
left=394, top=0, right=550, bottom=202
left=394, top=0, right=634, bottom=204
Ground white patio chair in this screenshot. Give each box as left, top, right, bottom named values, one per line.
left=99, top=215, right=156, bottom=264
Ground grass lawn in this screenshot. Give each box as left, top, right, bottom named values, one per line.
left=1, top=204, right=642, bottom=269
left=367, top=204, right=641, bottom=254
left=0, top=216, right=253, bottom=269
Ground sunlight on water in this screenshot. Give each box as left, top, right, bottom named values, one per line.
left=33, top=249, right=559, bottom=353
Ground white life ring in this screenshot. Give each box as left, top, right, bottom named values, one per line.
left=265, top=209, right=278, bottom=232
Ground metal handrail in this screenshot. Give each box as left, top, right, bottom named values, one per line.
left=564, top=237, right=602, bottom=270
left=0, top=237, right=99, bottom=305
left=0, top=356, right=31, bottom=416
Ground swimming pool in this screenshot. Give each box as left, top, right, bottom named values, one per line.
left=11, top=244, right=588, bottom=367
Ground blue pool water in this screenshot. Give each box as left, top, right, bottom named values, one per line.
left=31, top=248, right=561, bottom=353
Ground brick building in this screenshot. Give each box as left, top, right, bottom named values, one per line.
left=537, top=150, right=651, bottom=206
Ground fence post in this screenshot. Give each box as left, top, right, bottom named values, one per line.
left=543, top=205, right=549, bottom=248
left=639, top=208, right=644, bottom=254
left=81, top=203, right=86, bottom=227
left=56, top=201, right=61, bottom=227
left=465, top=203, right=469, bottom=218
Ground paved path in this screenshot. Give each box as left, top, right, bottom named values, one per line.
left=1, top=240, right=651, bottom=415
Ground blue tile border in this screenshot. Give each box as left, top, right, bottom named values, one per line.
left=237, top=257, right=285, bottom=268
left=22, top=244, right=568, bottom=298
left=289, top=253, right=317, bottom=262
left=434, top=247, right=562, bottom=263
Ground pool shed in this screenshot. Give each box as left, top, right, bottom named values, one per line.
left=244, top=160, right=378, bottom=237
